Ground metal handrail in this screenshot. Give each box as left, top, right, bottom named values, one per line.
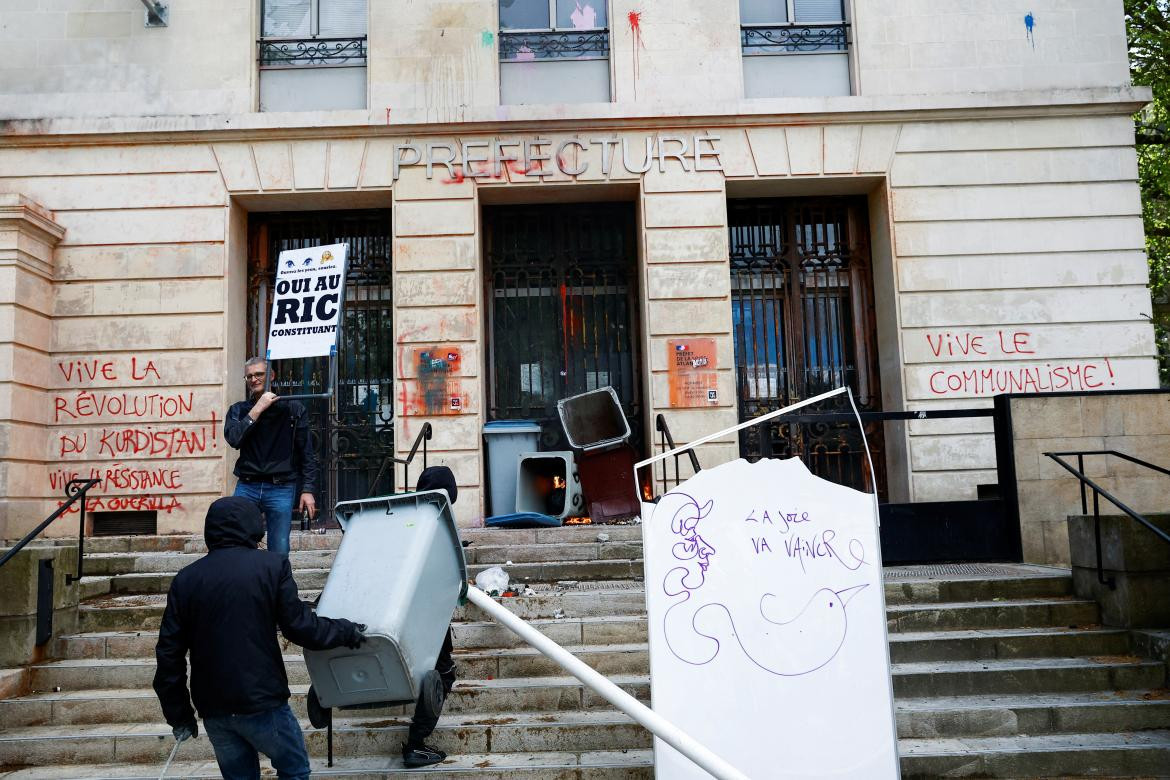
left=654, top=414, right=701, bottom=494
left=365, top=422, right=433, bottom=499
left=466, top=585, right=748, bottom=780
left=0, top=478, right=101, bottom=584
left=1043, top=450, right=1170, bottom=589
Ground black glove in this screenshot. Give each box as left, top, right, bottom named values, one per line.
left=339, top=620, right=367, bottom=650
left=172, top=719, right=198, bottom=741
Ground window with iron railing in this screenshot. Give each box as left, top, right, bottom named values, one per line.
left=740, top=0, right=851, bottom=98
left=259, top=0, right=367, bottom=111
left=499, top=0, right=611, bottom=105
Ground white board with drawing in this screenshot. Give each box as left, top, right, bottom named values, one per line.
left=642, top=457, right=899, bottom=779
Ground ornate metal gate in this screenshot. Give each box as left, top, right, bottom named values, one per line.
left=484, top=203, right=642, bottom=452
left=246, top=210, right=395, bottom=524
left=729, top=197, right=885, bottom=496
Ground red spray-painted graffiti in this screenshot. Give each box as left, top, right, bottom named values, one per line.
left=920, top=330, right=1118, bottom=396
left=49, top=465, right=185, bottom=514
left=57, top=415, right=220, bottom=459
left=928, top=360, right=1115, bottom=396
left=46, top=354, right=217, bottom=516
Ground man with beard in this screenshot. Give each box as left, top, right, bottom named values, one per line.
left=224, top=357, right=317, bottom=556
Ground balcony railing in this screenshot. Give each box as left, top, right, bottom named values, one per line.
left=741, top=22, right=849, bottom=55
left=258, top=36, right=368, bottom=68
left=499, top=29, right=610, bottom=61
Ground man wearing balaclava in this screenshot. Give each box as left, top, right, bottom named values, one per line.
left=153, top=497, right=366, bottom=779
left=400, top=466, right=461, bottom=768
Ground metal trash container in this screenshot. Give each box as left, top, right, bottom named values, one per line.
left=483, top=420, right=542, bottom=516
left=556, top=387, right=631, bottom=451
left=557, top=387, right=640, bottom=523
left=303, top=490, right=467, bottom=709
left=515, top=451, right=583, bottom=521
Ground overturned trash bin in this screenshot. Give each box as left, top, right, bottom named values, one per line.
left=557, top=387, right=641, bottom=524
left=304, top=490, right=467, bottom=709
left=515, top=451, right=583, bottom=521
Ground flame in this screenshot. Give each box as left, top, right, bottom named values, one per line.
left=565, top=516, right=592, bottom=525
left=642, top=484, right=652, bottom=500
left=553, top=476, right=566, bottom=489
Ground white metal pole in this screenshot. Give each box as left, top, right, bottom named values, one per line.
left=464, top=586, right=750, bottom=780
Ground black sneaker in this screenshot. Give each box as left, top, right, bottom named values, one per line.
left=306, top=685, right=331, bottom=730
left=402, top=743, right=447, bottom=768
left=417, top=669, right=445, bottom=723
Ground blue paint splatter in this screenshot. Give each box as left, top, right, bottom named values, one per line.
left=1024, top=12, right=1035, bottom=49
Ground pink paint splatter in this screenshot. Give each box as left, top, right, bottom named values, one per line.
left=571, top=1, right=597, bottom=30
left=515, top=45, right=536, bottom=61
left=628, top=11, right=645, bottom=100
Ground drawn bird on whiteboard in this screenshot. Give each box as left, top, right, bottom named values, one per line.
left=657, top=489, right=868, bottom=676
left=698, top=585, right=867, bottom=676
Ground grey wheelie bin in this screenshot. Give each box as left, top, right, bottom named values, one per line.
left=303, top=490, right=468, bottom=709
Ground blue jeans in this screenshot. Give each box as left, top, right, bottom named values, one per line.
left=233, top=480, right=296, bottom=556
left=203, top=703, right=310, bottom=780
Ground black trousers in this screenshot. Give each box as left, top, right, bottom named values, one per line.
left=406, top=628, right=455, bottom=746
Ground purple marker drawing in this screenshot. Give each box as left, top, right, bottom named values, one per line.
left=657, top=489, right=868, bottom=676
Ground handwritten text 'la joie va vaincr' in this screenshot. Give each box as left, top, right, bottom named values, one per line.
left=745, top=508, right=866, bottom=574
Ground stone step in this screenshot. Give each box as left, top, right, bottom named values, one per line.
left=74, top=526, right=644, bottom=555
left=40, top=627, right=1134, bottom=689
left=84, top=541, right=646, bottom=576
left=886, top=598, right=1100, bottom=632
left=895, top=691, right=1170, bottom=739
left=74, top=593, right=1103, bottom=637
left=0, top=676, right=651, bottom=728
left=9, top=729, right=1170, bottom=780
left=6, top=659, right=1164, bottom=729
left=3, top=691, right=1169, bottom=770
left=0, top=711, right=652, bottom=767
left=76, top=577, right=110, bottom=601
left=82, top=558, right=645, bottom=596
left=899, top=730, right=1170, bottom=778
left=0, top=748, right=656, bottom=778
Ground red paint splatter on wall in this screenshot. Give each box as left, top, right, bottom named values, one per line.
left=628, top=10, right=645, bottom=100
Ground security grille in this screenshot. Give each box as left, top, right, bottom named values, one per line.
left=729, top=197, right=885, bottom=496
left=484, top=203, right=642, bottom=452
left=246, top=210, right=394, bottom=525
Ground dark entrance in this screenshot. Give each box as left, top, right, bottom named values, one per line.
left=483, top=203, right=642, bottom=452
left=246, top=210, right=394, bottom=524
left=729, top=196, right=885, bottom=497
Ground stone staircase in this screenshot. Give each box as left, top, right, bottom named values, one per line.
left=2, top=527, right=1169, bottom=778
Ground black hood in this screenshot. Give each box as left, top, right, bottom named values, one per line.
left=204, top=497, right=265, bottom=550
left=417, top=466, right=458, bottom=505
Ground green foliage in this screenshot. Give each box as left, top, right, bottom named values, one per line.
left=1125, top=1, right=1170, bottom=384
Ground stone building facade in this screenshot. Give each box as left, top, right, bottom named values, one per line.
left=0, top=0, right=1155, bottom=557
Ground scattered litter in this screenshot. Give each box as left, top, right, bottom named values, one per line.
left=553, top=609, right=565, bottom=619
left=53, top=686, right=61, bottom=692
left=505, top=560, right=513, bottom=565
left=475, top=566, right=510, bottom=596
left=596, top=533, right=610, bottom=543
left=523, top=586, right=536, bottom=596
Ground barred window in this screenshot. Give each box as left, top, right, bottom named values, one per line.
left=499, top=0, right=612, bottom=105
left=740, top=0, right=851, bottom=98
left=258, top=0, right=368, bottom=111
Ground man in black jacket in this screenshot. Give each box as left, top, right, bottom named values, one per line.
left=224, top=357, right=317, bottom=556
left=153, top=496, right=364, bottom=780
